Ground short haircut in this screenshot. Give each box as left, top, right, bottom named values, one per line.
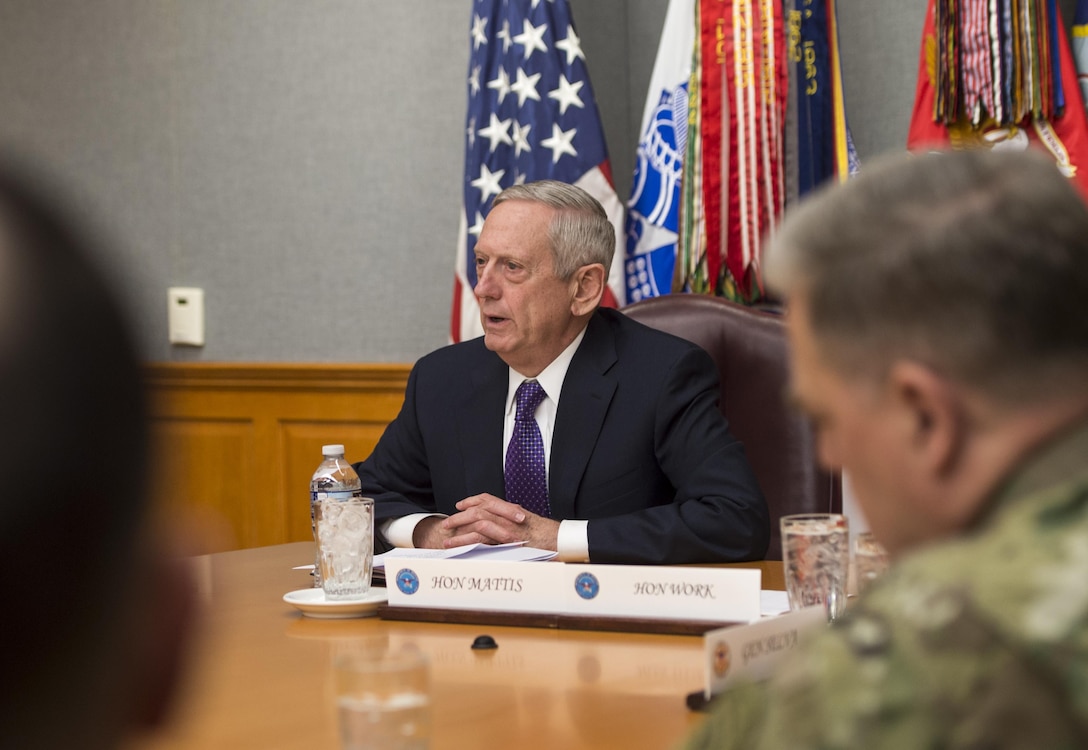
left=0, top=159, right=151, bottom=729
left=764, top=148, right=1088, bottom=402
left=491, top=180, right=615, bottom=280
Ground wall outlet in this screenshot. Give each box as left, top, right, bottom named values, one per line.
left=168, top=287, right=205, bottom=346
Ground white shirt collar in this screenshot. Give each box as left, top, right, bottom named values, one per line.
left=505, top=326, right=587, bottom=415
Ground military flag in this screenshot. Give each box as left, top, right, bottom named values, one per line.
left=908, top=0, right=1088, bottom=199
left=451, top=0, right=624, bottom=343
left=625, top=0, right=851, bottom=306
left=676, top=0, right=790, bottom=303
left=1074, top=0, right=1088, bottom=109
left=624, top=0, right=696, bottom=304
left=789, top=0, right=857, bottom=197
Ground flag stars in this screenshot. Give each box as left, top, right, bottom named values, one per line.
left=468, top=65, right=481, bottom=96
left=471, top=163, right=506, bottom=202
left=471, top=14, right=488, bottom=51
left=468, top=211, right=486, bottom=238
left=466, top=115, right=477, bottom=149
left=548, top=73, right=584, bottom=115
left=541, top=122, right=577, bottom=164
left=478, top=112, right=514, bottom=153
left=497, top=19, right=513, bottom=54
left=513, top=18, right=548, bottom=61
left=512, top=121, right=532, bottom=157
left=555, top=25, right=585, bottom=65
left=511, top=67, right=542, bottom=107
left=487, top=66, right=512, bottom=105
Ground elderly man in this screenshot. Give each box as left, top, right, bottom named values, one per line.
left=355, top=180, right=769, bottom=564
left=682, top=148, right=1088, bottom=748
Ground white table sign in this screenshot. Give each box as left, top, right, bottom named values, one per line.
left=563, top=564, right=761, bottom=623
left=384, top=558, right=565, bottom=613
left=702, top=605, right=827, bottom=696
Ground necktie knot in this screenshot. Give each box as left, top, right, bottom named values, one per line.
left=514, top=380, right=546, bottom=422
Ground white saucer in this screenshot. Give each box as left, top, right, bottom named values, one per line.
left=283, top=588, right=388, bottom=619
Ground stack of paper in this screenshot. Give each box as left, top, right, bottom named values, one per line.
left=372, top=542, right=556, bottom=581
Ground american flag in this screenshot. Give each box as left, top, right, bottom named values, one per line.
left=451, top=0, right=625, bottom=343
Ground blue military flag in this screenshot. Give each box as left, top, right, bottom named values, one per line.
left=624, top=0, right=695, bottom=304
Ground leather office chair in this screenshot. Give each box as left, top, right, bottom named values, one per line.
left=623, top=294, right=841, bottom=560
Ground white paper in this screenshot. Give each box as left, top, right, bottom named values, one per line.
left=760, top=590, right=790, bottom=617
left=373, top=542, right=556, bottom=571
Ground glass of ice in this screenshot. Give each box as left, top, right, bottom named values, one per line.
left=315, top=496, right=375, bottom=601
left=781, top=513, right=850, bottom=622
left=336, top=648, right=431, bottom=750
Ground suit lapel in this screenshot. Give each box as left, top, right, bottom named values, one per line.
left=549, top=313, right=618, bottom=518
left=458, top=350, right=508, bottom=498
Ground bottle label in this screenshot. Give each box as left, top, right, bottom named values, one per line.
left=311, top=489, right=364, bottom=502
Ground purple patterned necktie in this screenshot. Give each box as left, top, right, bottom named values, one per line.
left=504, top=379, right=551, bottom=518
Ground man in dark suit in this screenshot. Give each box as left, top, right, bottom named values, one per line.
left=355, top=180, right=768, bottom=564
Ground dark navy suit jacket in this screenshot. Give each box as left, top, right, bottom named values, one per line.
left=354, top=308, right=769, bottom=564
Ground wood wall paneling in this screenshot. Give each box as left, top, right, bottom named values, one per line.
left=147, top=363, right=409, bottom=553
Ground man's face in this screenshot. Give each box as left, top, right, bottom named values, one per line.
left=786, top=291, right=924, bottom=555
left=473, top=199, right=582, bottom=376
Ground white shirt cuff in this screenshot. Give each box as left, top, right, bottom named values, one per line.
left=556, top=519, right=590, bottom=562
left=381, top=513, right=446, bottom=548
left=383, top=513, right=587, bottom=560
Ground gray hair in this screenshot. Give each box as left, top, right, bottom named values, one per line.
left=491, top=180, right=615, bottom=280
left=765, top=148, right=1088, bottom=402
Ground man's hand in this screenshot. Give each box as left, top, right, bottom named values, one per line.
left=415, top=493, right=559, bottom=551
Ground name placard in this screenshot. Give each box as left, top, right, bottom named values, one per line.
left=701, top=605, right=826, bottom=696
left=384, top=559, right=764, bottom=625
left=564, top=564, right=761, bottom=623
left=384, top=558, right=565, bottom=613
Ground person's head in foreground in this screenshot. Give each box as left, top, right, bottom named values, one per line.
left=473, top=179, right=614, bottom=377
left=681, top=148, right=1088, bottom=749
left=0, top=160, right=193, bottom=748
left=767, top=147, right=1088, bottom=556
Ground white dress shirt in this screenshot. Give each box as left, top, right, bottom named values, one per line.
left=383, top=328, right=590, bottom=561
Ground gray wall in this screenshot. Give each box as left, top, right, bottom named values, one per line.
left=0, top=0, right=933, bottom=363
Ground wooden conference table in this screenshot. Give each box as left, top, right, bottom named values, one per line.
left=131, top=542, right=784, bottom=750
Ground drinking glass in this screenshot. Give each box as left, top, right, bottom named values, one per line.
left=781, top=513, right=850, bottom=622
left=854, top=531, right=890, bottom=594
left=315, top=496, right=375, bottom=600
left=336, top=648, right=431, bottom=750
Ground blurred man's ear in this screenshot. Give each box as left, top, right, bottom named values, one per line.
left=888, top=361, right=966, bottom=480
left=570, top=263, right=606, bottom=317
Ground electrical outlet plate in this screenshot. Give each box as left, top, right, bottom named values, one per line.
left=168, top=287, right=205, bottom=346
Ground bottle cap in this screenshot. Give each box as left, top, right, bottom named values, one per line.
left=321, top=444, right=345, bottom=456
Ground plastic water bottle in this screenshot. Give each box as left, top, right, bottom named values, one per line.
left=310, top=444, right=363, bottom=588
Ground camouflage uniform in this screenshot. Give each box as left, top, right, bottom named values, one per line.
left=682, top=421, right=1088, bottom=750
